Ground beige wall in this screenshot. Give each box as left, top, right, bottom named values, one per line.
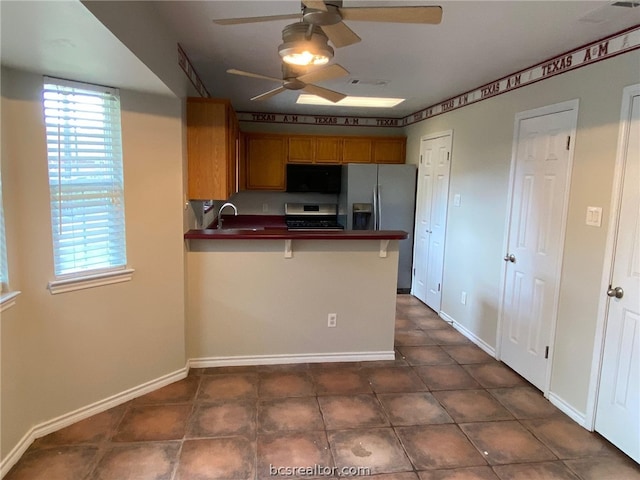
left=404, top=50, right=640, bottom=416
left=186, top=239, right=399, bottom=360
left=0, top=67, right=186, bottom=458
left=239, top=121, right=401, bottom=136
left=82, top=0, right=194, bottom=99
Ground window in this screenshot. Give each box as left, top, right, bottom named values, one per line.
left=43, top=77, right=128, bottom=283
left=0, top=174, right=8, bottom=293
left=0, top=173, right=20, bottom=311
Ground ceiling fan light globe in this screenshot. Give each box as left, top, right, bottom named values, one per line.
left=282, top=50, right=330, bottom=66
left=278, top=39, right=333, bottom=66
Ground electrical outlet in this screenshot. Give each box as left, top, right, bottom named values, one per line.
left=327, top=313, right=337, bottom=328
left=461, top=291, right=467, bottom=305
left=262, top=203, right=269, bottom=213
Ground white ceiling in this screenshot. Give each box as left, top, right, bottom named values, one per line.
left=153, top=0, right=640, bottom=117
left=1, top=1, right=638, bottom=120
left=0, top=1, right=172, bottom=96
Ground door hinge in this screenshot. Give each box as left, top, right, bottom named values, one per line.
left=420, top=154, right=423, bottom=164
left=413, top=267, right=416, bottom=276
left=545, top=346, right=549, bottom=359
left=447, top=151, right=450, bottom=161
left=438, top=283, right=441, bottom=292
left=566, top=136, right=571, bottom=150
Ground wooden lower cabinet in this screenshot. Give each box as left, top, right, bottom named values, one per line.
left=245, top=134, right=286, bottom=190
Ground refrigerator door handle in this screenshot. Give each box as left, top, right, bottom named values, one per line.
left=377, top=184, right=382, bottom=230
left=372, top=186, right=378, bottom=230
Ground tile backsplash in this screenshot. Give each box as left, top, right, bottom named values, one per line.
left=188, top=191, right=340, bottom=229
left=228, top=191, right=339, bottom=215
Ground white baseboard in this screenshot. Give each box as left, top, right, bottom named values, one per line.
left=1, top=367, right=188, bottom=478
left=548, top=392, right=588, bottom=428
left=439, top=311, right=497, bottom=357
left=2, top=350, right=395, bottom=475
left=189, top=351, right=395, bottom=368
left=437, top=311, right=591, bottom=431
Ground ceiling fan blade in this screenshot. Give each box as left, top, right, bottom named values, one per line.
left=251, top=86, right=287, bottom=101
left=302, top=0, right=328, bottom=11
left=320, top=21, right=362, bottom=48
left=339, top=6, right=443, bottom=24
left=227, top=69, right=282, bottom=83
left=298, top=64, right=349, bottom=84
left=213, top=13, right=299, bottom=25
left=301, top=84, right=346, bottom=103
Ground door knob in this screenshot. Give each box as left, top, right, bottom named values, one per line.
left=607, top=286, right=624, bottom=299
left=504, top=254, right=516, bottom=263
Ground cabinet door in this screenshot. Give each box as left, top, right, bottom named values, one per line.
left=187, top=100, right=230, bottom=200
left=315, top=137, right=342, bottom=163
left=373, top=138, right=406, bottom=164
left=227, top=110, right=239, bottom=194
left=288, top=136, right=314, bottom=163
left=246, top=135, right=286, bottom=190
left=342, top=138, right=372, bottom=163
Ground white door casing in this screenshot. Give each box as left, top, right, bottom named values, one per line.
left=591, top=86, right=640, bottom=463
left=498, top=100, right=578, bottom=392
left=412, top=132, right=452, bottom=311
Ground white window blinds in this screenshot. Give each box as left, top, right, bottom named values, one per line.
left=43, top=77, right=127, bottom=277
left=0, top=175, right=8, bottom=293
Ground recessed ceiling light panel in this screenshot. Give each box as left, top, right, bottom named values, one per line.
left=297, top=94, right=405, bottom=108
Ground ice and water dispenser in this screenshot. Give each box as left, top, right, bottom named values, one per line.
left=352, top=203, right=373, bottom=230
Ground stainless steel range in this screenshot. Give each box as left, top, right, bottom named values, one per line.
left=284, top=203, right=344, bottom=231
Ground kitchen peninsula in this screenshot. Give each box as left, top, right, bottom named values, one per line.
left=184, top=218, right=407, bottom=367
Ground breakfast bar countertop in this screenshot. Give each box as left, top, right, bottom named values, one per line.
left=184, top=228, right=408, bottom=240
left=184, top=215, right=408, bottom=240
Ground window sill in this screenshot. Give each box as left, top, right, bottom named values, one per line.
left=1, top=291, right=22, bottom=312
left=48, top=268, right=135, bottom=295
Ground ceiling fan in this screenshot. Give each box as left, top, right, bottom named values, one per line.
left=227, top=62, right=349, bottom=103
left=213, top=0, right=443, bottom=48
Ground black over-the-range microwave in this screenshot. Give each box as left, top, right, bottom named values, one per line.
left=286, top=164, right=342, bottom=194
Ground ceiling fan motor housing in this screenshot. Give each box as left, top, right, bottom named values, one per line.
left=278, top=22, right=334, bottom=66
left=302, top=2, right=343, bottom=26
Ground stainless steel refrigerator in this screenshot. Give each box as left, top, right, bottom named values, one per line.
left=339, top=163, right=417, bottom=292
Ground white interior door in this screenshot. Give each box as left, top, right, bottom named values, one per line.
left=595, top=89, right=640, bottom=463
left=412, top=133, right=451, bottom=311
left=500, top=101, right=578, bottom=391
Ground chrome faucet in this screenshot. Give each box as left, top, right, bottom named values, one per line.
left=217, top=202, right=238, bottom=229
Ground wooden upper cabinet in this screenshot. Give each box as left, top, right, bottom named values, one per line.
left=288, top=136, right=315, bottom=163
left=187, top=98, right=238, bottom=200
left=241, top=132, right=406, bottom=190
left=245, top=134, right=286, bottom=190
left=315, top=137, right=342, bottom=163
left=342, top=138, right=372, bottom=163
left=372, top=137, right=406, bottom=164
left=287, top=135, right=342, bottom=164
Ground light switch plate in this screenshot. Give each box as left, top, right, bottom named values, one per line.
left=586, top=206, right=602, bottom=227
left=453, top=194, right=461, bottom=207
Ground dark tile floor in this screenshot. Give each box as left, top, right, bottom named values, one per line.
left=7, top=295, right=640, bottom=479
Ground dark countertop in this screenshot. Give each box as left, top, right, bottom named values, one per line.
left=185, top=214, right=408, bottom=240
